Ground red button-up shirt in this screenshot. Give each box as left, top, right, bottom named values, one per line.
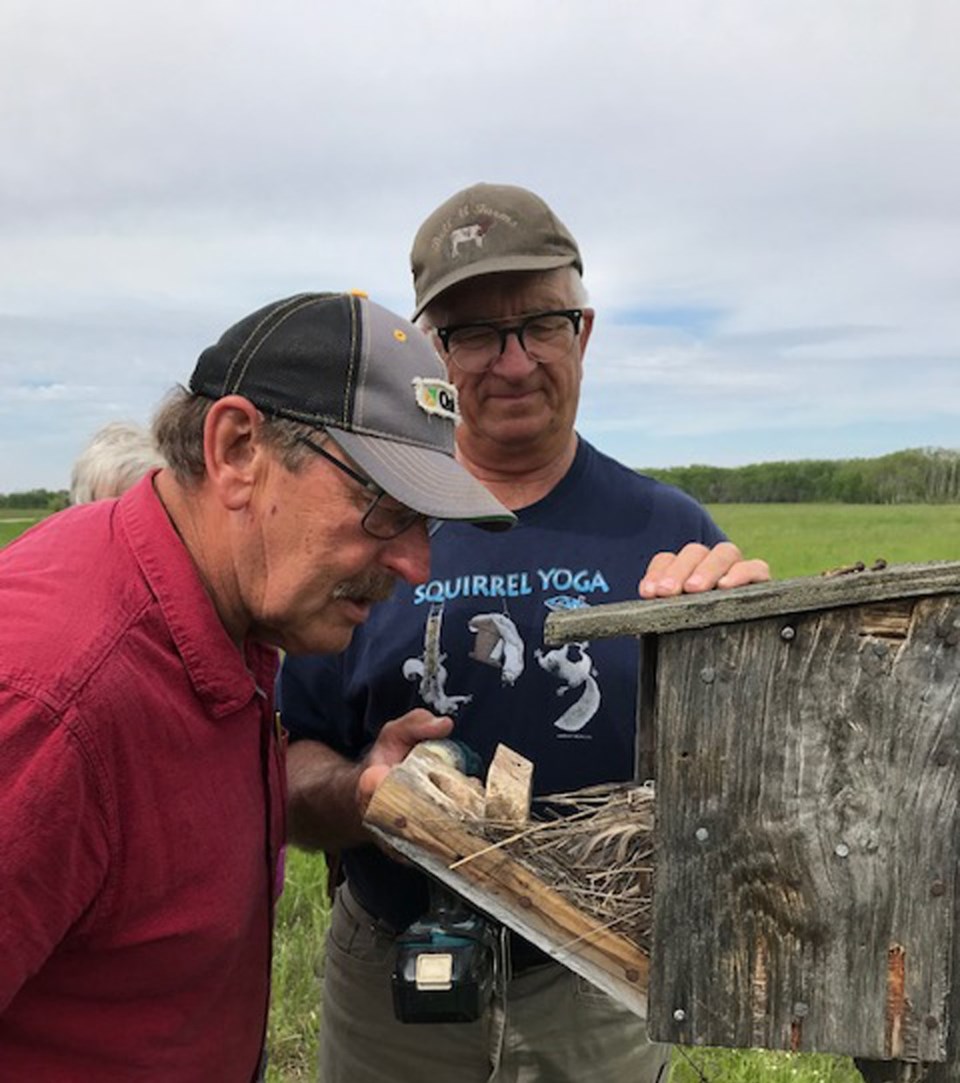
left=0, top=474, right=285, bottom=1082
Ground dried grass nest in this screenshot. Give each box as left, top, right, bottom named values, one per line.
left=475, top=782, right=656, bottom=952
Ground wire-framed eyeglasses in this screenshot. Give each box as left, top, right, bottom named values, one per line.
left=435, top=308, right=583, bottom=374
left=296, top=433, right=437, bottom=540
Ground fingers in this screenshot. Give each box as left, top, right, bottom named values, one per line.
left=640, top=542, right=736, bottom=597
left=382, top=708, right=454, bottom=744
left=717, top=557, right=770, bottom=589
left=366, top=710, right=454, bottom=769
left=358, top=763, right=391, bottom=805
left=358, top=719, right=451, bottom=868
left=639, top=542, right=770, bottom=598
left=639, top=548, right=691, bottom=595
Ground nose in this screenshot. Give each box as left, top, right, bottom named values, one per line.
left=489, top=329, right=537, bottom=378
left=379, top=521, right=431, bottom=584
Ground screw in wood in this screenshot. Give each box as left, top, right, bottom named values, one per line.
left=673, top=1008, right=687, bottom=1022
left=834, top=842, right=850, bottom=858
left=780, top=626, right=796, bottom=641
left=695, top=827, right=710, bottom=843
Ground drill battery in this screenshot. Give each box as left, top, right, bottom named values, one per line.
left=392, top=886, right=499, bottom=1024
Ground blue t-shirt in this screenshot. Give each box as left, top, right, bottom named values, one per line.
left=281, top=438, right=724, bottom=928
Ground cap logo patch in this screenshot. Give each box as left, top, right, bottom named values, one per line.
left=413, top=377, right=459, bottom=421
left=449, top=221, right=490, bottom=258
left=428, top=201, right=519, bottom=259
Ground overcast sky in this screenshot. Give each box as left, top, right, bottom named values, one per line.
left=2, top=0, right=958, bottom=492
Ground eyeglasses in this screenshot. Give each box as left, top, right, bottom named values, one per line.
left=436, top=309, right=583, bottom=374
left=296, top=433, right=436, bottom=540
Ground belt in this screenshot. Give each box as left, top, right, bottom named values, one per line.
left=346, top=880, right=551, bottom=974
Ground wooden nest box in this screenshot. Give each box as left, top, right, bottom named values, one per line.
left=543, top=560, right=960, bottom=1077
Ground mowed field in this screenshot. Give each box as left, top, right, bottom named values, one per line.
left=4, top=504, right=957, bottom=1081
left=708, top=502, right=960, bottom=578
left=0, top=509, right=47, bottom=547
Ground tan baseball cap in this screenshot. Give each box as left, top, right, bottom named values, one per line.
left=410, top=182, right=583, bottom=320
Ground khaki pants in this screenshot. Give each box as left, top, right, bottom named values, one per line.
left=317, top=882, right=671, bottom=1083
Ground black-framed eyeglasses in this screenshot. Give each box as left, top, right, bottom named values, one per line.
left=296, top=433, right=436, bottom=540
left=436, top=309, right=583, bottom=374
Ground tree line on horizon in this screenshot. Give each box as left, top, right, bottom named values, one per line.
left=3, top=447, right=960, bottom=509
left=643, top=447, right=960, bottom=504
left=0, top=488, right=68, bottom=511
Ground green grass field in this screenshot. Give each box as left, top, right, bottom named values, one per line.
left=707, top=502, right=960, bottom=578
left=268, top=849, right=329, bottom=1081
left=0, top=509, right=46, bottom=547
left=5, top=505, right=955, bottom=1082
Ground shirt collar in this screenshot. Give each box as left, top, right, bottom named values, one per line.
left=117, top=471, right=278, bottom=718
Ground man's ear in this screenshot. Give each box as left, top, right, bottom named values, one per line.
left=202, top=396, right=264, bottom=511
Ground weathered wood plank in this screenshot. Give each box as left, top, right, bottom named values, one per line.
left=364, top=753, right=650, bottom=1017
left=484, top=743, right=533, bottom=824
left=545, top=562, right=960, bottom=644
left=863, top=860, right=960, bottom=1081
left=404, top=741, right=486, bottom=817
left=646, top=594, right=960, bottom=1061
left=635, top=635, right=658, bottom=784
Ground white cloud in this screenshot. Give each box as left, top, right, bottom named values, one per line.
left=1, top=0, right=958, bottom=487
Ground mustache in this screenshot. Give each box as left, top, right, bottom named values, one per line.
left=332, top=569, right=397, bottom=605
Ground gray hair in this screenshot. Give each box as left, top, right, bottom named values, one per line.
left=418, top=265, right=589, bottom=333
left=70, top=421, right=167, bottom=505
left=151, top=386, right=318, bottom=485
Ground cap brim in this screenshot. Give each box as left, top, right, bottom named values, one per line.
left=327, top=428, right=516, bottom=532
left=412, top=253, right=579, bottom=321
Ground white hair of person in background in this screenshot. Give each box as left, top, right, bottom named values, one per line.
left=69, top=421, right=166, bottom=505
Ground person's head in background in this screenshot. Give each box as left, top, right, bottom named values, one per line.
left=69, top=421, right=165, bottom=505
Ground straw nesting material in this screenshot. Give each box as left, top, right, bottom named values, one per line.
left=475, top=782, right=656, bottom=952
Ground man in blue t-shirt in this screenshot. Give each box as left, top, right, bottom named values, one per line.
left=281, top=184, right=770, bottom=1083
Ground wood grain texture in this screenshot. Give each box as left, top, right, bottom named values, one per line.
left=646, top=594, right=960, bottom=1064
left=483, top=743, right=533, bottom=825
left=363, top=750, right=650, bottom=1017
left=545, top=562, right=960, bottom=644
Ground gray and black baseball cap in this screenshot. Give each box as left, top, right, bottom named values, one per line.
left=190, top=291, right=515, bottom=530
left=410, top=182, right=583, bottom=320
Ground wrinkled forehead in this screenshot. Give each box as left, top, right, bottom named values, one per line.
left=430, top=268, right=577, bottom=326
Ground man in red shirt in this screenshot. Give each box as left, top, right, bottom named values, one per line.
left=0, top=291, right=513, bottom=1082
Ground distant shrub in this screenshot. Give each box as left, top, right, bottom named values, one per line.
left=644, top=447, right=960, bottom=504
